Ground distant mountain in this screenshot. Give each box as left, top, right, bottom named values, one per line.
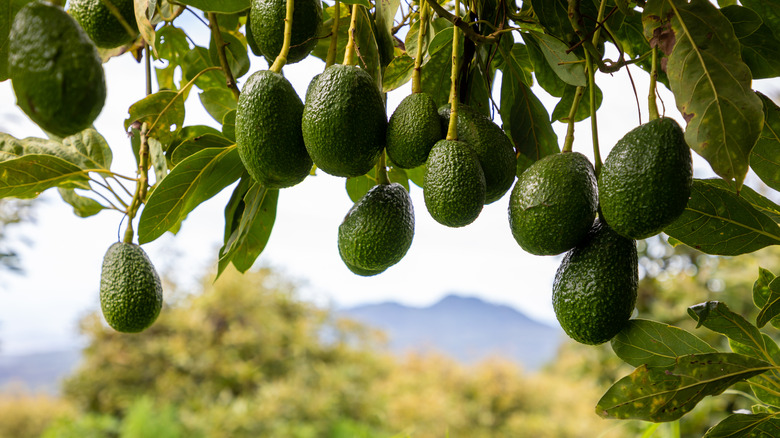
left=0, top=349, right=81, bottom=394
left=339, top=294, right=564, bottom=371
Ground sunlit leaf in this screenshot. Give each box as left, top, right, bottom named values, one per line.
left=134, top=0, right=157, bottom=57
left=687, top=301, right=769, bottom=361
left=182, top=46, right=225, bottom=91
left=756, top=277, right=780, bottom=328
left=751, top=93, right=780, bottom=192
left=173, top=0, right=250, bottom=13
left=222, top=109, right=237, bottom=141
left=199, top=87, right=238, bottom=124
left=382, top=54, right=414, bottom=93
left=521, top=33, right=566, bottom=97
left=124, top=90, right=186, bottom=147
left=58, top=188, right=105, bottom=218
left=754, top=268, right=780, bottom=329
left=346, top=173, right=377, bottom=203
left=0, top=130, right=112, bottom=172
left=340, top=0, right=371, bottom=7
left=0, top=154, right=89, bottom=198
left=171, top=133, right=234, bottom=165
left=155, top=25, right=189, bottom=65
left=611, top=319, right=716, bottom=368
left=525, top=31, right=586, bottom=88
left=731, top=334, right=780, bottom=408
left=703, top=412, right=780, bottom=437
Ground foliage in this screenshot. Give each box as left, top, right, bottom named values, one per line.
left=0, top=389, right=74, bottom=438
left=0, top=198, right=33, bottom=274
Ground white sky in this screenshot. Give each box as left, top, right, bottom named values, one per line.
left=1, top=12, right=779, bottom=355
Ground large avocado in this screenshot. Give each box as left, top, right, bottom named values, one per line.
left=68, top=0, right=138, bottom=49
left=386, top=92, right=443, bottom=169
left=423, top=139, right=486, bottom=227
left=250, top=0, right=322, bottom=64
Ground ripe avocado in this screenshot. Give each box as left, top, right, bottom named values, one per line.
left=338, top=183, right=415, bottom=276
left=424, top=139, right=486, bottom=227
left=236, top=70, right=312, bottom=188
left=68, top=0, right=138, bottom=49
left=508, top=152, right=597, bottom=255
left=438, top=104, right=517, bottom=204
left=386, top=92, right=443, bottom=169
left=250, top=0, right=322, bottom=64
left=552, top=219, right=637, bottom=345
left=9, top=1, right=106, bottom=137
left=302, top=64, right=387, bottom=177
left=598, top=117, right=692, bottom=240
left=100, top=242, right=163, bottom=333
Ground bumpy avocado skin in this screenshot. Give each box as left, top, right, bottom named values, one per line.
left=236, top=70, right=312, bottom=188
left=302, top=64, right=387, bottom=177
left=250, top=0, right=322, bottom=64
left=509, top=152, right=597, bottom=256
left=100, top=242, right=163, bottom=333
left=338, top=183, right=415, bottom=275
left=424, top=139, right=486, bottom=227
left=9, top=1, right=106, bottom=137
left=386, top=93, right=443, bottom=169
left=598, top=117, right=692, bottom=240
left=552, top=219, right=638, bottom=345
left=68, top=0, right=138, bottom=48
left=438, top=104, right=517, bottom=204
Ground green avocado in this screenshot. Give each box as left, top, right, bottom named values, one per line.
left=250, top=0, right=322, bottom=64
left=302, top=64, right=387, bottom=177
left=438, top=104, right=517, bottom=204
left=424, top=139, right=486, bottom=227
left=386, top=92, right=443, bottom=169
left=100, top=242, right=164, bottom=333
left=338, top=183, right=415, bottom=276
left=68, top=0, right=138, bottom=49
left=508, top=152, right=597, bottom=256
left=9, top=1, right=106, bottom=137
left=598, top=117, right=692, bottom=240
left=236, top=70, right=312, bottom=188
left=552, top=219, right=637, bottom=345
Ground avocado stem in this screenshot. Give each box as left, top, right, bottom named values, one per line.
left=648, top=47, right=660, bottom=121
left=586, top=50, right=602, bottom=176
left=376, top=151, right=391, bottom=185
left=343, top=4, right=360, bottom=66
left=208, top=13, right=241, bottom=99
left=325, top=1, right=341, bottom=68
left=124, top=122, right=151, bottom=244
left=562, top=86, right=585, bottom=153
left=411, top=0, right=429, bottom=94
left=270, top=0, right=296, bottom=73
left=445, top=0, right=461, bottom=142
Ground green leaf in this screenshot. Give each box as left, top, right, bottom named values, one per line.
left=740, top=0, right=780, bottom=41
left=611, top=319, right=716, bottom=368
left=751, top=93, right=780, bottom=192
left=339, top=0, right=371, bottom=7
left=499, top=75, right=558, bottom=169
left=346, top=173, right=378, bottom=203
left=521, top=33, right=566, bottom=97
left=597, top=352, right=772, bottom=422
left=695, top=178, right=780, bottom=223
left=199, top=87, right=238, bottom=124
left=208, top=30, right=249, bottom=79
left=495, top=42, right=533, bottom=87
left=687, top=301, right=769, bottom=360
left=525, top=31, right=586, bottom=87
left=171, top=133, right=234, bottom=166
left=723, top=7, right=780, bottom=79
left=182, top=46, right=225, bottom=91
left=155, top=25, right=189, bottom=66
left=58, top=188, right=105, bottom=218
left=754, top=268, right=780, bottom=330
left=757, top=277, right=780, bottom=329
left=147, top=137, right=167, bottom=185
left=170, top=0, right=249, bottom=13
left=664, top=179, right=780, bottom=256
left=703, top=413, right=780, bottom=437
left=138, top=146, right=244, bottom=244
left=124, top=91, right=186, bottom=147
left=644, top=0, right=765, bottom=187
left=406, top=164, right=425, bottom=188
left=382, top=54, right=414, bottom=93
left=0, top=0, right=34, bottom=81
left=421, top=34, right=459, bottom=108
left=551, top=83, right=602, bottom=123
left=0, top=154, right=89, bottom=198
left=731, top=334, right=780, bottom=407
left=222, top=109, right=236, bottom=141
left=0, top=130, right=112, bottom=172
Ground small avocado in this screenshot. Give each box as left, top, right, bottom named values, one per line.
left=302, top=64, right=387, bottom=177
left=424, top=139, right=486, bottom=227
left=9, top=1, right=106, bottom=137
left=236, top=70, right=312, bottom=188
left=508, top=152, right=597, bottom=255
left=250, top=0, right=322, bottom=64
left=598, top=117, right=692, bottom=240
left=338, top=182, right=415, bottom=276
left=68, top=0, right=138, bottom=49
left=100, top=242, right=163, bottom=333
left=438, top=104, right=517, bottom=204
left=386, top=92, right=443, bottom=169
left=552, top=218, right=637, bottom=345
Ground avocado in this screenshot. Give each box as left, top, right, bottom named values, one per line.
left=236, top=70, right=312, bottom=188
left=386, top=92, right=443, bottom=169
left=302, top=64, right=387, bottom=177
left=598, top=117, right=692, bottom=240
left=338, top=182, right=415, bottom=276
left=100, top=242, right=163, bottom=333
left=68, top=0, right=138, bottom=49
left=508, top=152, right=597, bottom=255
left=250, top=0, right=322, bottom=64
left=424, top=139, right=486, bottom=227
left=9, top=1, right=106, bottom=137
left=438, top=104, right=517, bottom=204
left=552, top=218, right=638, bottom=345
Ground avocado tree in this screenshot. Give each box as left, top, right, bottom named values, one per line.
left=2, top=0, right=780, bottom=434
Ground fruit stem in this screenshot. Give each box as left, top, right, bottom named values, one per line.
left=562, top=86, right=585, bottom=153
left=145, top=43, right=152, bottom=96
left=586, top=50, right=602, bottom=176
left=376, top=151, right=391, bottom=185
left=343, top=4, right=360, bottom=66
left=270, top=0, right=295, bottom=73
left=445, top=0, right=461, bottom=142
left=411, top=0, right=429, bottom=94
left=124, top=122, right=151, bottom=244
left=648, top=46, right=660, bottom=121
left=325, top=1, right=341, bottom=68
left=208, top=12, right=241, bottom=99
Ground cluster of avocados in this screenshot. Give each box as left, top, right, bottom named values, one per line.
left=509, top=117, right=693, bottom=345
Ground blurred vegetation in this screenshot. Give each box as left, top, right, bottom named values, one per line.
left=0, top=198, right=33, bottom=275
left=1, top=237, right=779, bottom=437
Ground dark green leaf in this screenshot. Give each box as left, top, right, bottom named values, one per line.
left=406, top=164, right=425, bottom=188
left=222, top=109, right=236, bottom=141
left=611, top=319, right=716, bottom=368
left=171, top=0, right=249, bottom=13
left=124, top=90, right=186, bottom=147
left=597, top=353, right=772, bottom=422
left=754, top=268, right=780, bottom=330
left=664, top=179, right=780, bottom=255
left=382, top=54, right=414, bottom=93
left=138, top=146, right=244, bottom=244
left=499, top=76, right=558, bottom=169
left=521, top=33, right=566, bottom=97
left=403, top=16, right=441, bottom=62
left=731, top=334, right=780, bottom=407
left=58, top=188, right=105, bottom=218
left=751, top=93, right=780, bottom=192
left=703, top=413, right=780, bottom=437
left=757, top=277, right=780, bottom=328
left=722, top=5, right=763, bottom=39
left=421, top=33, right=462, bottom=108
left=339, top=0, right=371, bottom=7
left=687, top=301, right=769, bottom=360
left=496, top=42, right=533, bottom=87
left=551, top=83, right=602, bottom=123
left=199, top=87, right=238, bottom=124
left=525, top=31, right=586, bottom=87
left=693, top=178, right=780, bottom=223
left=740, top=0, right=780, bottom=41
left=724, top=7, right=780, bottom=79
left=171, top=133, right=234, bottom=166
left=182, top=46, right=225, bottom=91
left=208, top=30, right=249, bottom=79
left=155, top=25, right=189, bottom=65
left=0, top=0, right=34, bottom=81
left=0, top=155, right=89, bottom=198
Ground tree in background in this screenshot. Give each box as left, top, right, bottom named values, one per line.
left=0, top=198, right=33, bottom=274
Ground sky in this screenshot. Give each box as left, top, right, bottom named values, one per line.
left=1, top=11, right=779, bottom=356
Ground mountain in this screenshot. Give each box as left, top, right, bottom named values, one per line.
left=338, top=294, right=564, bottom=370
left=0, top=349, right=82, bottom=394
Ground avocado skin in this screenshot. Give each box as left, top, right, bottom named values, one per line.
left=598, top=117, right=692, bottom=240
left=236, top=70, right=312, bottom=188
left=553, top=219, right=637, bottom=345
left=509, top=152, right=597, bottom=256
left=250, top=0, right=322, bottom=64
left=338, top=183, right=415, bottom=275
left=302, top=64, right=387, bottom=177
left=100, top=242, right=163, bottom=333
left=424, top=139, right=486, bottom=227
left=9, top=1, right=106, bottom=137
left=438, top=104, right=517, bottom=204
left=386, top=93, right=443, bottom=169
left=68, top=0, right=138, bottom=48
